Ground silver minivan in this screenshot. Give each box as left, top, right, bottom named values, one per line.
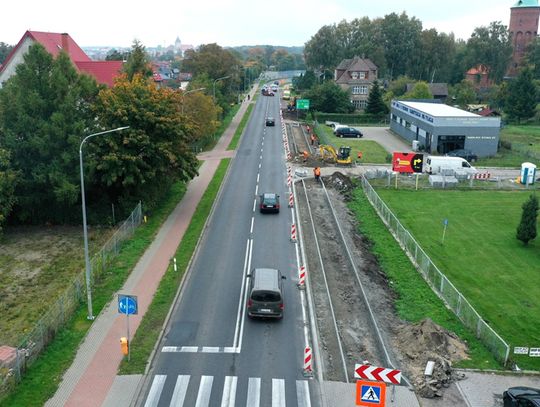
left=247, top=268, right=285, bottom=319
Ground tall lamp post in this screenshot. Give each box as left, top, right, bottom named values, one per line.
left=80, top=126, right=129, bottom=320
left=212, top=75, right=231, bottom=102
left=181, top=87, right=206, bottom=115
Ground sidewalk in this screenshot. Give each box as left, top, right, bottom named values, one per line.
left=45, top=89, right=256, bottom=407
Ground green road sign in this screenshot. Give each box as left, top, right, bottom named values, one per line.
left=296, top=99, right=310, bottom=109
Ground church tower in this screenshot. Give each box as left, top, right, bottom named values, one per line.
left=508, top=0, right=540, bottom=76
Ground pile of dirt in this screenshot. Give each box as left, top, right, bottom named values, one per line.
left=395, top=319, right=468, bottom=398
left=324, top=172, right=356, bottom=199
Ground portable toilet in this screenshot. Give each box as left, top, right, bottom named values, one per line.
left=520, top=162, right=537, bottom=185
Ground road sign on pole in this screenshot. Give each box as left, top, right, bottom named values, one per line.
left=296, top=99, right=310, bottom=110
left=354, top=364, right=402, bottom=385
left=118, top=294, right=138, bottom=362
left=356, top=380, right=386, bottom=406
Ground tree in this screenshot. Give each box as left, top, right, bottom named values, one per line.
left=505, top=67, right=537, bottom=123
left=293, top=70, right=317, bottom=91
left=304, top=25, right=340, bottom=70
left=91, top=74, right=199, bottom=211
left=402, top=81, right=433, bottom=100
left=465, top=22, right=512, bottom=83
left=303, top=81, right=352, bottom=113
left=524, top=37, right=540, bottom=79
left=0, top=42, right=13, bottom=65
left=123, top=40, right=153, bottom=81
left=365, top=80, right=388, bottom=115
left=0, top=44, right=100, bottom=223
left=449, top=80, right=477, bottom=107
left=0, top=148, right=18, bottom=232
left=516, top=194, right=538, bottom=245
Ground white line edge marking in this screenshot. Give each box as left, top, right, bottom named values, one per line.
left=250, top=217, right=255, bottom=234
left=170, top=375, right=190, bottom=406
left=246, top=377, right=261, bottom=407
left=195, top=376, right=213, bottom=407
left=143, top=375, right=166, bottom=407
left=233, top=239, right=251, bottom=349
left=238, top=238, right=253, bottom=351
left=220, top=376, right=237, bottom=407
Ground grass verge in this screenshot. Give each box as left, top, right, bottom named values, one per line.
left=374, top=188, right=540, bottom=370
left=227, top=104, right=254, bottom=151
left=118, top=159, right=230, bottom=374
left=349, top=187, right=500, bottom=370
left=0, top=182, right=188, bottom=407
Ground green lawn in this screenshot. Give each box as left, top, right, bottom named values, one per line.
left=315, top=124, right=390, bottom=164
left=374, top=188, right=540, bottom=369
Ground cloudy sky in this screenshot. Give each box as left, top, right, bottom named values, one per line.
left=0, top=0, right=518, bottom=48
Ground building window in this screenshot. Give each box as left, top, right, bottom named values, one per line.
left=351, top=72, right=359, bottom=79
left=352, top=86, right=361, bottom=94
left=358, top=100, right=367, bottom=109
left=359, top=71, right=366, bottom=79
left=359, top=85, right=368, bottom=95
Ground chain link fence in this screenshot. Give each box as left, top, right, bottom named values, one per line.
left=0, top=202, right=142, bottom=398
left=361, top=177, right=510, bottom=365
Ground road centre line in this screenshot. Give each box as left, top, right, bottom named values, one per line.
left=252, top=198, right=257, bottom=213
left=257, top=173, right=260, bottom=183
left=237, top=238, right=253, bottom=351
left=250, top=217, right=254, bottom=234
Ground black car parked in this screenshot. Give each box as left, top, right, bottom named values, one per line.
left=446, top=149, right=478, bottom=162
left=503, top=386, right=540, bottom=406
left=335, top=126, right=363, bottom=138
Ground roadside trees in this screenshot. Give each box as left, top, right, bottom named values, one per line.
left=516, top=194, right=539, bottom=245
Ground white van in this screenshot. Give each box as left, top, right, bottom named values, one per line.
left=424, top=156, right=477, bottom=175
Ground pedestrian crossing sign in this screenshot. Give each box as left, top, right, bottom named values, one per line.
left=356, top=380, right=386, bottom=406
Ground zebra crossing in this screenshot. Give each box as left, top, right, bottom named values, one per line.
left=143, top=374, right=313, bottom=407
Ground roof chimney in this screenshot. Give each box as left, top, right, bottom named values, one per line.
left=61, top=33, right=69, bottom=54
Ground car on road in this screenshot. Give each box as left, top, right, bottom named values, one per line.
left=335, top=126, right=363, bottom=138
left=247, top=268, right=285, bottom=319
left=503, top=386, right=540, bottom=406
left=265, top=117, right=275, bottom=126
left=446, top=149, right=478, bottom=162
left=259, top=193, right=280, bottom=213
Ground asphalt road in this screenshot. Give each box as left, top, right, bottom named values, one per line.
left=138, top=89, right=321, bottom=406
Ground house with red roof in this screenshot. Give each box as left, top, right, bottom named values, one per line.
left=0, top=31, right=123, bottom=88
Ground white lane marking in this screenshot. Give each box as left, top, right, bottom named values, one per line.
left=220, top=376, right=238, bottom=407
left=170, top=375, right=190, bottom=406
left=253, top=198, right=257, bottom=212
left=233, top=239, right=252, bottom=349
left=255, top=184, right=259, bottom=196
left=246, top=377, right=261, bottom=407
left=250, top=217, right=255, bottom=234
left=257, top=173, right=260, bottom=183
left=296, top=380, right=311, bottom=407
left=237, top=238, right=253, bottom=351
left=144, top=375, right=166, bottom=407
left=272, top=378, right=286, bottom=407
left=195, top=376, right=213, bottom=407
left=260, top=154, right=263, bottom=160
left=201, top=347, right=219, bottom=353
left=259, top=163, right=262, bottom=169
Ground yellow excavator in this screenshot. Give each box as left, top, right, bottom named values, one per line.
left=319, top=145, right=352, bottom=166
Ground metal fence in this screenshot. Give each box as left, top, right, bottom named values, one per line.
left=0, top=202, right=143, bottom=398
left=361, top=177, right=511, bottom=365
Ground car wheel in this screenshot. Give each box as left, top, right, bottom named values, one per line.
left=339, top=134, right=343, bottom=138
left=356, top=134, right=360, bottom=138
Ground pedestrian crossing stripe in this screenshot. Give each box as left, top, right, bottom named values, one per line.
left=356, top=380, right=386, bottom=406
left=143, top=374, right=312, bottom=407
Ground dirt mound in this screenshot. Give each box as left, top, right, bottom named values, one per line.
left=324, top=172, right=356, bottom=200
left=395, top=319, right=468, bottom=398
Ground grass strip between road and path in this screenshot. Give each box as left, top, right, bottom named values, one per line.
left=0, top=181, right=189, bottom=407
left=119, top=158, right=231, bottom=374
left=348, top=187, right=500, bottom=370
left=227, top=104, right=254, bottom=151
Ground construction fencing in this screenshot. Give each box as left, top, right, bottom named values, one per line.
left=361, top=177, right=511, bottom=365
left=0, top=202, right=143, bottom=399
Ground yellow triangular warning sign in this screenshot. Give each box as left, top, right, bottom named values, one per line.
left=361, top=386, right=380, bottom=402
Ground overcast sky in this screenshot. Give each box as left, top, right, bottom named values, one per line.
left=1, top=0, right=517, bottom=49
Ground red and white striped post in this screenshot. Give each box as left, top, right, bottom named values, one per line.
left=290, top=223, right=297, bottom=242
left=298, top=265, right=306, bottom=289
left=287, top=174, right=292, bottom=187
left=288, top=192, right=294, bottom=208
left=303, top=347, right=313, bottom=377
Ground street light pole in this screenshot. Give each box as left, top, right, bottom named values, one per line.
left=79, top=126, right=129, bottom=320
left=181, top=87, right=206, bottom=115
left=212, top=75, right=231, bottom=102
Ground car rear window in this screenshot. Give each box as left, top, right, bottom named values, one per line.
left=251, top=290, right=281, bottom=302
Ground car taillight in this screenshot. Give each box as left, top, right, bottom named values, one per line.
left=279, top=303, right=284, bottom=310
left=247, top=299, right=252, bottom=307
left=276, top=203, right=280, bottom=209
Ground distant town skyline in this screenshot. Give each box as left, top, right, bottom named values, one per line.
left=0, top=0, right=523, bottom=48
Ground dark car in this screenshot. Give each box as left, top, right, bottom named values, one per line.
left=259, top=193, right=280, bottom=213
left=503, top=386, right=540, bottom=406
left=446, top=149, right=478, bottom=162
left=265, top=117, right=275, bottom=126
left=335, top=126, right=363, bottom=138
